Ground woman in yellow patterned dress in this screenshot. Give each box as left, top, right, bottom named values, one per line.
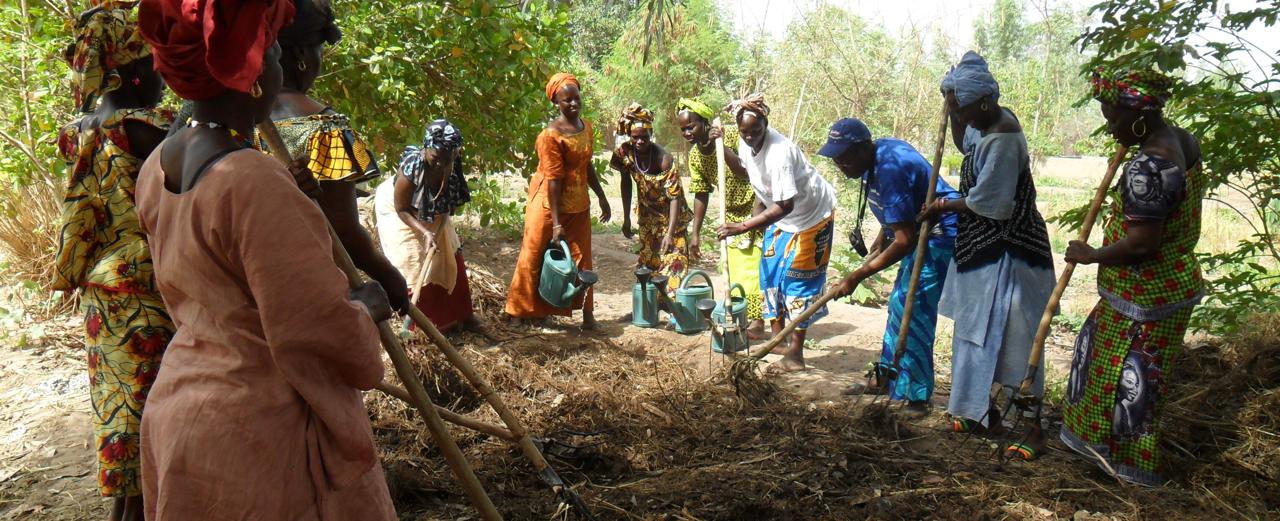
left=610, top=103, right=692, bottom=292
left=261, top=0, right=411, bottom=312
left=53, top=5, right=172, bottom=520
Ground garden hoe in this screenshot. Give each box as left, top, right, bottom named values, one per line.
left=262, top=122, right=597, bottom=520
left=862, top=103, right=950, bottom=409
left=1001, top=144, right=1129, bottom=463
left=258, top=122, right=503, bottom=521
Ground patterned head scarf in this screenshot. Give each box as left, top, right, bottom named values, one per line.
left=617, top=102, right=654, bottom=134
left=676, top=98, right=715, bottom=122
left=63, top=2, right=152, bottom=113
left=724, top=93, right=770, bottom=122
left=940, top=50, right=1000, bottom=108
left=277, top=0, right=340, bottom=48
left=1091, top=67, right=1174, bottom=111
left=139, top=0, right=296, bottom=100
left=545, top=72, right=579, bottom=102
left=399, top=119, right=465, bottom=221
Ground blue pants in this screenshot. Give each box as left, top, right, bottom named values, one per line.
left=881, top=243, right=953, bottom=402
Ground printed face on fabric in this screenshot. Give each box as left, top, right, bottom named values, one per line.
left=1113, top=349, right=1156, bottom=439
left=1067, top=314, right=1095, bottom=404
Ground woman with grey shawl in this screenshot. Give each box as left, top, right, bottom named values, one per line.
left=917, top=51, right=1056, bottom=437
left=374, top=119, right=482, bottom=333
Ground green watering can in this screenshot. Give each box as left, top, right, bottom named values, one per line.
left=538, top=240, right=598, bottom=309
left=710, top=284, right=750, bottom=353
left=664, top=270, right=713, bottom=334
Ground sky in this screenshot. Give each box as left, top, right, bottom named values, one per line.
left=717, top=0, right=1280, bottom=79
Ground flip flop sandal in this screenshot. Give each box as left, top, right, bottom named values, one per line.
left=1006, top=442, right=1042, bottom=461
left=952, top=418, right=987, bottom=433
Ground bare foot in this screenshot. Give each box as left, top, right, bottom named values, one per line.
left=746, top=320, right=766, bottom=340
left=765, top=357, right=806, bottom=374
left=582, top=311, right=599, bottom=331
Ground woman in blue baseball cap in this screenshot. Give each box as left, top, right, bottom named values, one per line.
left=918, top=51, right=1056, bottom=439
left=818, top=118, right=960, bottom=418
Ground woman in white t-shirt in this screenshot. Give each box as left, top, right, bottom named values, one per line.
left=718, top=94, right=837, bottom=373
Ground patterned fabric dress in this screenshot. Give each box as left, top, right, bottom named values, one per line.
left=687, top=126, right=763, bottom=319
left=1061, top=152, right=1205, bottom=487
left=619, top=150, right=692, bottom=291
left=257, top=110, right=380, bottom=183
left=53, top=107, right=175, bottom=497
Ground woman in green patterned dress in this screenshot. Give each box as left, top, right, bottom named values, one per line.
left=1057, top=68, right=1203, bottom=486
left=611, top=103, right=691, bottom=292
left=54, top=5, right=172, bottom=520
left=677, top=98, right=765, bottom=337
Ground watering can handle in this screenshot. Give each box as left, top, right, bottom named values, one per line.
left=679, top=270, right=714, bottom=291
left=729, top=283, right=746, bottom=300
left=546, top=239, right=572, bottom=258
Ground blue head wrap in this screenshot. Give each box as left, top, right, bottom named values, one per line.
left=941, top=51, right=1000, bottom=108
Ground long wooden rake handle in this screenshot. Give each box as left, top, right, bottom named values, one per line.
left=715, top=118, right=732, bottom=309
left=257, top=122, right=503, bottom=521
left=1016, top=144, right=1129, bottom=398
left=887, top=103, right=950, bottom=371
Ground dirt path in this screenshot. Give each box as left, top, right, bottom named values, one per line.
left=0, top=317, right=106, bottom=520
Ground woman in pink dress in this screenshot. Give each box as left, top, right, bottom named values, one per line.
left=135, top=0, right=396, bottom=518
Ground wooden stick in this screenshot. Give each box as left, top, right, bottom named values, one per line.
left=887, top=103, right=950, bottom=372
left=375, top=382, right=518, bottom=442
left=715, top=117, right=732, bottom=308
left=1017, top=144, right=1128, bottom=397
left=257, top=121, right=503, bottom=521
left=742, top=247, right=884, bottom=360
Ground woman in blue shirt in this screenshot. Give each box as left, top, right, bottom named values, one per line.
left=819, top=118, right=959, bottom=416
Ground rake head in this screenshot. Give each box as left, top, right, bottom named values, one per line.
left=729, top=355, right=780, bottom=406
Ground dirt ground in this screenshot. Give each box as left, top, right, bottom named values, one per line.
left=0, top=228, right=1271, bottom=520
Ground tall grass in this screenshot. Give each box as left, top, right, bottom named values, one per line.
left=0, top=175, right=61, bottom=288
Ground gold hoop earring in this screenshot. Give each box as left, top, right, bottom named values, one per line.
left=298, top=60, right=307, bottom=72
left=981, top=101, right=989, bottom=112
left=1131, top=117, right=1147, bottom=138
left=250, top=81, right=263, bottom=99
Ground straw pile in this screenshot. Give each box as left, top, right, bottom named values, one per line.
left=363, top=257, right=1280, bottom=519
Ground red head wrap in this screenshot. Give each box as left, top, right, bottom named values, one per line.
left=545, top=72, right=579, bottom=102
left=139, top=0, right=295, bottom=100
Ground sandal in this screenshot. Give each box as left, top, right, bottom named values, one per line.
left=1006, top=442, right=1042, bottom=461
left=952, top=418, right=987, bottom=433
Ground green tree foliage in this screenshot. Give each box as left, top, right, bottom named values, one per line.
left=1072, top=0, right=1280, bottom=334
left=593, top=0, right=745, bottom=149
left=767, top=5, right=951, bottom=153
left=973, top=0, right=1098, bottom=156
left=974, top=0, right=1030, bottom=63
left=323, top=0, right=572, bottom=176
left=567, top=0, right=642, bottom=70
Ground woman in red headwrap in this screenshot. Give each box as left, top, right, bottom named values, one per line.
left=54, top=4, right=172, bottom=520
left=505, top=72, right=611, bottom=329
left=134, top=0, right=396, bottom=518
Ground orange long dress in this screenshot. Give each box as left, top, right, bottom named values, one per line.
left=506, top=120, right=595, bottom=318
left=134, top=145, right=396, bottom=521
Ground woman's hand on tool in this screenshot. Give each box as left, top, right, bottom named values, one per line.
left=288, top=158, right=322, bottom=199
left=716, top=222, right=747, bottom=241
left=350, top=281, right=393, bottom=323
left=1064, top=240, right=1098, bottom=265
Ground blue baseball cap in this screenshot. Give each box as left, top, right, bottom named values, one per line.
left=817, top=118, right=872, bottom=158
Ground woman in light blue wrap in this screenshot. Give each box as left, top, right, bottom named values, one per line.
left=918, top=51, right=1056, bottom=439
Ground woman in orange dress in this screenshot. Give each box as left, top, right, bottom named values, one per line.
left=505, top=73, right=611, bottom=329
left=136, top=0, right=396, bottom=518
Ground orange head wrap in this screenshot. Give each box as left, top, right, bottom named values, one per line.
left=545, top=72, right=579, bottom=102
left=139, top=0, right=295, bottom=100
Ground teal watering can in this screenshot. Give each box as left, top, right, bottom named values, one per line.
left=664, top=270, right=712, bottom=334
left=538, top=240, right=598, bottom=309
left=631, top=266, right=661, bottom=328
left=710, top=284, right=750, bottom=353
